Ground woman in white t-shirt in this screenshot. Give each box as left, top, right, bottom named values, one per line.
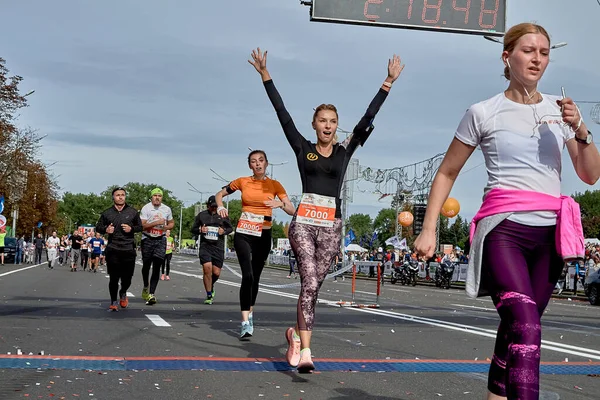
left=415, top=23, right=600, bottom=400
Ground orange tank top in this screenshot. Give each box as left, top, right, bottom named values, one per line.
left=227, top=176, right=288, bottom=228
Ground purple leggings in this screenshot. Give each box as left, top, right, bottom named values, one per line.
left=482, top=219, right=563, bottom=399
left=288, top=218, right=342, bottom=331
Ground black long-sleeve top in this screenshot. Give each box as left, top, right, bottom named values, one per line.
left=191, top=210, right=233, bottom=249
left=264, top=79, right=388, bottom=218
left=95, top=203, right=143, bottom=252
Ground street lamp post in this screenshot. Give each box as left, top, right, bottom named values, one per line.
left=186, top=181, right=211, bottom=205
left=178, top=205, right=183, bottom=251
left=269, top=161, right=288, bottom=180
left=209, top=168, right=232, bottom=259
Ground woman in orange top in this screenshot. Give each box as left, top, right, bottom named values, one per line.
left=216, top=150, right=295, bottom=339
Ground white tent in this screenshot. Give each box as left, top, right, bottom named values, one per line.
left=345, top=243, right=367, bottom=252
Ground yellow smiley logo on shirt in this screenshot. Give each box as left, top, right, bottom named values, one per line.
left=307, top=153, right=319, bottom=161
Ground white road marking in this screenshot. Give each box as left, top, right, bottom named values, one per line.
left=171, top=269, right=600, bottom=360
left=452, top=303, right=600, bottom=332
left=146, top=314, right=171, bottom=327
left=451, top=304, right=495, bottom=312
left=355, top=290, right=380, bottom=296
left=0, top=261, right=50, bottom=277
left=126, top=292, right=135, bottom=297
left=381, top=288, right=412, bottom=293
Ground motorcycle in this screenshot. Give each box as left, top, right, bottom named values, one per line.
left=435, top=260, right=456, bottom=289
left=406, top=260, right=419, bottom=286
left=390, top=262, right=410, bottom=285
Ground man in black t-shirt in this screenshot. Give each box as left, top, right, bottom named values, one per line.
left=70, top=230, right=83, bottom=272
left=33, top=233, right=45, bottom=264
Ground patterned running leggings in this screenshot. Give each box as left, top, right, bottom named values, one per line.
left=288, top=218, right=342, bottom=331
left=482, top=219, right=563, bottom=400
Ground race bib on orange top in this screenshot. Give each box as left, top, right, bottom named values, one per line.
left=236, top=212, right=264, bottom=237
left=205, top=226, right=220, bottom=241
left=296, top=193, right=336, bottom=227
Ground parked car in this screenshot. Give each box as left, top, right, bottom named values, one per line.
left=584, top=268, right=600, bottom=306
left=2, top=237, right=17, bottom=264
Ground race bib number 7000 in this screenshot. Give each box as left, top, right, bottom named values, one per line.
left=296, top=193, right=336, bottom=227
left=236, top=212, right=264, bottom=237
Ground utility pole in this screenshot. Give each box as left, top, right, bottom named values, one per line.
left=178, top=205, right=183, bottom=250
left=209, top=168, right=232, bottom=259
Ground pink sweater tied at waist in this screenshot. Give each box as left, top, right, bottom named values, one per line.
left=470, top=188, right=585, bottom=261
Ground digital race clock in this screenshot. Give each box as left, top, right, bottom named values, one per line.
left=308, top=0, right=506, bottom=37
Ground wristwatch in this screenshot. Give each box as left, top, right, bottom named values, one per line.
left=575, top=130, right=593, bottom=145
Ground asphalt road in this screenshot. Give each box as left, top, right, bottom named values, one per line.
left=0, top=254, right=599, bottom=400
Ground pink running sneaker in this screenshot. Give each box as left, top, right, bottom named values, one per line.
left=166, top=275, right=170, bottom=281
left=297, top=348, right=315, bottom=373
left=285, top=327, right=300, bottom=367
left=160, top=274, right=165, bottom=281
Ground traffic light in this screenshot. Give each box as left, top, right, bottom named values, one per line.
left=413, top=204, right=427, bottom=235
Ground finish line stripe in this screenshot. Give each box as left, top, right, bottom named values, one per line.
left=0, top=356, right=599, bottom=374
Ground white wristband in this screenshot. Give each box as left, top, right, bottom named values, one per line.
left=217, top=206, right=226, bottom=212
left=382, top=81, right=392, bottom=88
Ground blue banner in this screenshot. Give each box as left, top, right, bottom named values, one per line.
left=370, top=231, right=378, bottom=247
left=344, top=229, right=356, bottom=247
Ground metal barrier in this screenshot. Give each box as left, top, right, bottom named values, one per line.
left=337, top=264, right=381, bottom=309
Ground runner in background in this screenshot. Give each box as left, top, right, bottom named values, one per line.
left=140, top=188, right=175, bottom=306
left=100, top=240, right=106, bottom=266
left=33, top=233, right=44, bottom=264
left=192, top=196, right=233, bottom=304
left=215, top=150, right=295, bottom=338
left=89, top=232, right=104, bottom=273
left=249, top=47, right=403, bottom=371
left=69, top=229, right=83, bottom=272
left=80, top=232, right=90, bottom=271
left=46, top=231, right=60, bottom=269
left=58, top=235, right=67, bottom=266
left=287, top=248, right=297, bottom=279
left=161, top=230, right=175, bottom=281
left=0, top=228, right=6, bottom=265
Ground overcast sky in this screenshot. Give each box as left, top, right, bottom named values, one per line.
left=1, top=0, right=599, bottom=225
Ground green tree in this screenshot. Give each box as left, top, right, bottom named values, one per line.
left=271, top=220, right=286, bottom=247
left=174, top=202, right=200, bottom=241
left=573, top=190, right=600, bottom=238
left=346, top=213, right=373, bottom=246
left=57, top=192, right=110, bottom=232
left=218, top=199, right=241, bottom=229
left=372, top=208, right=396, bottom=247
left=437, top=215, right=451, bottom=246
left=447, top=215, right=469, bottom=250
left=1, top=58, right=58, bottom=236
